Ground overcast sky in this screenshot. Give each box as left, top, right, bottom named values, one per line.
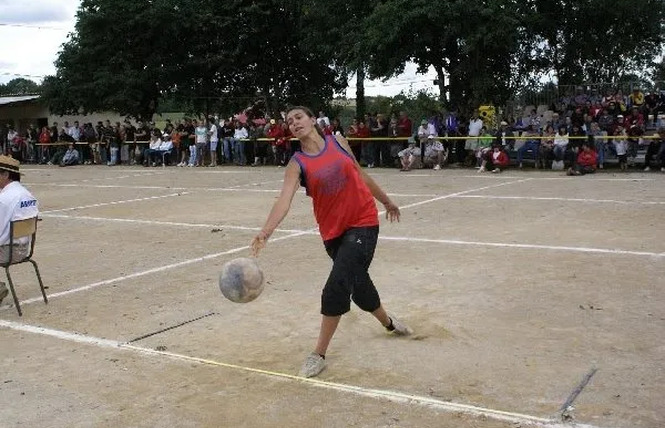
left=0, top=0, right=439, bottom=98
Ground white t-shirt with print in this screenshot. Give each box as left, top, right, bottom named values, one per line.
left=0, top=181, right=39, bottom=245
left=195, top=126, right=208, bottom=144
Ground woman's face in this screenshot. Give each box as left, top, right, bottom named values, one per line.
left=286, top=109, right=316, bottom=138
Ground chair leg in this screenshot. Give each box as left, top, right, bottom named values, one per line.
left=29, top=260, right=48, bottom=305
left=4, top=267, right=22, bottom=316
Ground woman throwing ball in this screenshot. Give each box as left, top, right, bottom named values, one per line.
left=251, top=106, right=412, bottom=378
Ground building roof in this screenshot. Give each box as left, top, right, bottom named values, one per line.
left=0, top=95, right=41, bottom=106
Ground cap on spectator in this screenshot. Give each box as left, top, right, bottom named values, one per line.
left=270, top=119, right=276, bottom=125
left=500, top=121, right=508, bottom=126
left=421, top=119, right=427, bottom=125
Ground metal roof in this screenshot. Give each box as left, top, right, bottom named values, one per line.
left=0, top=95, right=41, bottom=106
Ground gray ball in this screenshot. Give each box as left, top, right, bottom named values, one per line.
left=219, top=257, right=265, bottom=303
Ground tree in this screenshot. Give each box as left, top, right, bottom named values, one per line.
left=361, top=0, right=522, bottom=113
left=43, top=0, right=344, bottom=120
left=523, top=0, right=665, bottom=85
left=0, top=78, right=41, bottom=95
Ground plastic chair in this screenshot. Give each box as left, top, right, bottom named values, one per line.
left=1, top=217, right=48, bottom=316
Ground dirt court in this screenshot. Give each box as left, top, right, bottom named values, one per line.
left=0, top=165, right=663, bottom=428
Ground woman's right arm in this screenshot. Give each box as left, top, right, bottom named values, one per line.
left=251, top=160, right=301, bottom=256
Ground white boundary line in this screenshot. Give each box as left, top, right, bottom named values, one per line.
left=41, top=192, right=190, bottom=214
left=0, top=319, right=602, bottom=428
left=378, top=236, right=665, bottom=258
left=454, top=195, right=665, bottom=206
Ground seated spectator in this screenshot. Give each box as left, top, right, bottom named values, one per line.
left=59, top=143, right=80, bottom=167
left=538, top=125, right=555, bottom=169
left=643, top=127, right=665, bottom=172
left=494, top=120, right=515, bottom=150
left=552, top=126, right=569, bottom=170
left=517, top=124, right=540, bottom=168
left=398, top=137, right=421, bottom=171
left=567, top=141, right=597, bottom=176
left=154, top=134, right=174, bottom=166
left=143, top=135, right=162, bottom=167
left=478, top=143, right=509, bottom=173
left=474, top=127, right=493, bottom=167
left=423, top=135, right=446, bottom=170
left=0, top=156, right=38, bottom=302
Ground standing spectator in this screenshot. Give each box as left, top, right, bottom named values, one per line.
left=208, top=118, right=219, bottom=167
left=588, top=122, right=606, bottom=169
left=363, top=112, right=377, bottom=168
left=613, top=126, right=628, bottom=171
left=445, top=110, right=463, bottom=163
left=38, top=126, right=51, bottom=164
left=194, top=119, right=208, bottom=167
left=25, top=124, right=38, bottom=163
left=233, top=121, right=249, bottom=166
left=222, top=119, right=235, bottom=164
left=465, top=111, right=484, bottom=165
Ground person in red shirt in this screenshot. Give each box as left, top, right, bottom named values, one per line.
left=478, top=143, right=510, bottom=173
left=251, top=106, right=412, bottom=379
left=567, top=141, right=597, bottom=175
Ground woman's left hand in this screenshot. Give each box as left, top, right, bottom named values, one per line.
left=384, top=201, right=401, bottom=223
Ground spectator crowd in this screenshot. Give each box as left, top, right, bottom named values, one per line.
left=1, top=86, right=665, bottom=173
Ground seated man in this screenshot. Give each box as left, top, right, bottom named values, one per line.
left=398, top=137, right=421, bottom=171
left=422, top=135, right=446, bottom=170
left=151, top=134, right=174, bottom=166
left=60, top=143, right=80, bottom=167
left=0, top=156, right=39, bottom=303
left=517, top=124, right=541, bottom=168
left=143, top=135, right=163, bottom=166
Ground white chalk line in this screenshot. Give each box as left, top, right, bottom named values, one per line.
left=0, top=319, right=602, bottom=428
left=41, top=192, right=190, bottom=214
left=379, top=236, right=665, bottom=258
left=455, top=195, right=665, bottom=206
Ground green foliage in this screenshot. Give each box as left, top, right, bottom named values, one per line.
left=0, top=78, right=41, bottom=96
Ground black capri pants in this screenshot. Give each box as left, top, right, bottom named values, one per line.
left=321, top=226, right=381, bottom=316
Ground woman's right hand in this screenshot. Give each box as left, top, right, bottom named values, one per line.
left=251, top=230, right=270, bottom=257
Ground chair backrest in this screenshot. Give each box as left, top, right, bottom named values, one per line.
left=11, top=217, right=37, bottom=241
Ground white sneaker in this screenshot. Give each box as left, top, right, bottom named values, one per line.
left=0, top=282, right=8, bottom=305
left=644, top=166, right=651, bottom=172
left=661, top=167, right=665, bottom=172
left=492, top=168, right=501, bottom=173
left=299, top=352, right=326, bottom=378
left=478, top=166, right=485, bottom=173
left=433, top=164, right=441, bottom=170
left=387, top=315, right=413, bottom=336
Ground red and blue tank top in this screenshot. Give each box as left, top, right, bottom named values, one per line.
left=292, top=135, right=378, bottom=241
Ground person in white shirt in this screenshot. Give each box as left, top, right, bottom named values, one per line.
left=465, top=111, right=484, bottom=163
left=233, top=122, right=249, bottom=165
left=0, top=156, right=39, bottom=303
left=208, top=119, right=219, bottom=167
left=143, top=135, right=163, bottom=166
left=60, top=143, right=80, bottom=167
left=194, top=120, right=208, bottom=167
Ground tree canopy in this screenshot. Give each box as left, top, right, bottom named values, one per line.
left=41, top=0, right=665, bottom=118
